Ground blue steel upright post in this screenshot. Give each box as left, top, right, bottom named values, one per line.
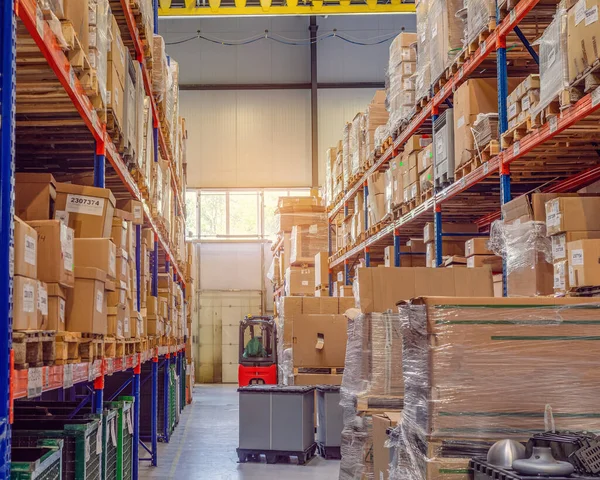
left=152, top=235, right=159, bottom=297
left=136, top=225, right=141, bottom=312
left=132, top=356, right=141, bottom=480
left=0, top=0, right=16, bottom=474
left=363, top=181, right=369, bottom=233
left=163, top=353, right=171, bottom=443
left=394, top=228, right=401, bottom=267
left=94, top=138, right=106, bottom=188
left=327, top=222, right=333, bottom=295
left=431, top=106, right=443, bottom=267
left=151, top=353, right=158, bottom=465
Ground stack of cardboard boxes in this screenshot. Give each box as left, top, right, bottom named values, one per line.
left=423, top=221, right=478, bottom=267
left=506, top=74, right=540, bottom=132
left=386, top=33, right=417, bottom=133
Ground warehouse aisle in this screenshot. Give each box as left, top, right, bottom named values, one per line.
left=139, top=384, right=340, bottom=479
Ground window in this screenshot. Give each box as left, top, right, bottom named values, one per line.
left=186, top=188, right=311, bottom=240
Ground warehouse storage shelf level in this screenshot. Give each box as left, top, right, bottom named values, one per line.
left=0, top=0, right=196, bottom=477
left=327, top=0, right=600, bottom=287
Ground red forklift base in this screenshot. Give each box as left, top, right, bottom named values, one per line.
left=238, top=364, right=277, bottom=387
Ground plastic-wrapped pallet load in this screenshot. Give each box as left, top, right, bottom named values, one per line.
left=386, top=33, right=417, bottom=133
left=343, top=123, right=352, bottom=190
left=350, top=113, right=367, bottom=177
left=152, top=35, right=168, bottom=104
left=415, top=0, right=431, bottom=103
left=333, top=146, right=344, bottom=200
left=428, top=0, right=463, bottom=85
left=389, top=297, right=600, bottom=480
left=325, top=147, right=337, bottom=208
left=465, top=0, right=496, bottom=46
left=88, top=0, right=109, bottom=107
left=365, top=91, right=389, bottom=162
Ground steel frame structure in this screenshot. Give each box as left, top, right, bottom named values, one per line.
left=0, top=0, right=190, bottom=477
left=326, top=0, right=600, bottom=289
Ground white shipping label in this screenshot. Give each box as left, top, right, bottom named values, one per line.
left=508, top=103, right=517, bottom=119
left=522, top=96, right=531, bottom=111
left=548, top=199, right=560, bottom=214
left=55, top=210, right=69, bottom=226
left=96, top=289, right=104, bottom=313
left=23, top=283, right=35, bottom=313
left=552, top=235, right=567, bottom=260
left=301, top=281, right=309, bottom=286
left=575, top=0, right=587, bottom=25
left=63, top=227, right=74, bottom=272
left=554, top=273, right=565, bottom=290
left=569, top=265, right=576, bottom=287
left=65, top=194, right=105, bottom=216
left=457, top=116, right=465, bottom=129
left=571, top=249, right=584, bottom=266
left=59, top=299, right=66, bottom=323
left=27, top=367, right=43, bottom=399
left=24, top=235, right=36, bottom=266
left=585, top=6, right=598, bottom=24
left=96, top=425, right=102, bottom=455
left=546, top=212, right=561, bottom=227
left=124, top=319, right=130, bottom=334
left=39, top=286, right=48, bottom=316
left=106, top=91, right=111, bottom=105
left=134, top=205, right=143, bottom=220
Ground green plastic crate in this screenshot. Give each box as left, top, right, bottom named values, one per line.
left=104, top=397, right=134, bottom=480
left=11, top=439, right=63, bottom=480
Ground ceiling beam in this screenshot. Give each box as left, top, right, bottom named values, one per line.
left=179, top=82, right=385, bottom=90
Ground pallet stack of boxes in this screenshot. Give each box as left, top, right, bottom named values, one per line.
left=386, top=32, right=416, bottom=134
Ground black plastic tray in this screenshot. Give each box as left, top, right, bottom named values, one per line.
left=471, top=457, right=598, bottom=480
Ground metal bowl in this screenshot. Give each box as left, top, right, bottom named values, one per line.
left=487, top=439, right=526, bottom=468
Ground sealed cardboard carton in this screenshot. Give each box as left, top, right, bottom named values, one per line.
left=290, top=224, right=327, bottom=265
left=553, top=260, right=570, bottom=294
left=47, top=283, right=67, bottom=331
left=426, top=240, right=466, bottom=267
left=13, top=276, right=37, bottom=330
left=567, top=0, right=600, bottom=84
left=107, top=60, right=125, bottom=129
left=130, top=312, right=143, bottom=338
left=108, top=14, right=126, bottom=84
left=465, top=237, right=492, bottom=257
left=507, top=253, right=554, bottom=297
left=28, top=220, right=74, bottom=288
left=115, top=250, right=129, bottom=283
left=14, top=216, right=37, bottom=279
left=111, top=216, right=129, bottom=250
left=54, top=183, right=116, bottom=238
left=147, top=314, right=163, bottom=335
left=143, top=228, right=155, bottom=250
left=15, top=173, right=56, bottom=220
left=285, top=267, right=315, bottom=296
left=74, top=238, right=117, bottom=280
left=467, top=255, right=503, bottom=271
left=291, top=314, right=347, bottom=367
left=546, top=196, right=600, bottom=235
left=57, top=0, right=89, bottom=54
left=502, top=192, right=578, bottom=223
left=373, top=412, right=402, bottom=480
left=116, top=199, right=144, bottom=225
left=37, top=281, right=48, bottom=330
left=552, top=231, right=600, bottom=261
left=568, top=239, right=600, bottom=288
left=66, top=267, right=107, bottom=334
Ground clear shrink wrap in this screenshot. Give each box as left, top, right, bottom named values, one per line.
left=343, top=123, right=352, bottom=190
left=387, top=33, right=417, bottom=132
left=350, top=114, right=366, bottom=177
left=531, top=4, right=569, bottom=118
left=325, top=147, right=337, bottom=208
left=415, top=0, right=431, bottom=103
left=88, top=0, right=108, bottom=105
left=465, top=0, right=496, bottom=46
left=374, top=125, right=390, bottom=152
left=290, top=224, right=328, bottom=266
left=274, top=197, right=326, bottom=235
left=389, top=297, right=600, bottom=480
left=488, top=219, right=553, bottom=296
left=333, top=147, right=344, bottom=200
left=152, top=35, right=168, bottom=103
left=428, top=0, right=463, bottom=84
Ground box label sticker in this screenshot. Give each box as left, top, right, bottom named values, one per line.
left=55, top=210, right=69, bottom=226
left=571, top=248, right=584, bottom=265
left=27, top=367, right=43, bottom=399
left=552, top=235, right=566, bottom=260
left=575, top=0, right=587, bottom=25
left=96, top=289, right=104, bottom=313
left=508, top=103, right=517, bottom=119
left=65, top=194, right=105, bottom=216
left=522, top=96, right=531, bottom=111
left=457, top=116, right=465, bottom=129
left=124, top=318, right=130, bottom=334
left=23, top=283, right=35, bottom=313
left=585, top=5, right=598, bottom=24
left=546, top=212, right=561, bottom=227
left=134, top=205, right=143, bottom=220
left=24, top=235, right=36, bottom=266
left=63, top=227, right=74, bottom=272
left=554, top=273, right=565, bottom=290
left=59, top=299, right=66, bottom=323
left=39, top=286, right=48, bottom=316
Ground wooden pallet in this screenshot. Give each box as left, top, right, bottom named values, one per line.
left=367, top=221, right=385, bottom=237
left=79, top=333, right=105, bottom=362
left=420, top=188, right=433, bottom=204
left=55, top=332, right=82, bottom=365
left=455, top=141, right=500, bottom=180
left=356, top=394, right=404, bottom=413
left=13, top=331, right=56, bottom=370
left=293, top=367, right=344, bottom=375
left=402, top=198, right=418, bottom=214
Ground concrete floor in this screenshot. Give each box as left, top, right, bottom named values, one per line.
left=139, top=384, right=340, bottom=480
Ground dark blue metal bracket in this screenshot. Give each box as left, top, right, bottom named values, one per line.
left=151, top=355, right=158, bottom=464
left=0, top=1, right=16, bottom=474
left=393, top=229, right=401, bottom=267
left=363, top=182, right=369, bottom=232
left=344, top=259, right=350, bottom=286
left=513, top=26, right=539, bottom=65
left=132, top=359, right=141, bottom=480
left=163, top=354, right=171, bottom=443
left=434, top=206, right=443, bottom=267
left=364, top=247, right=370, bottom=267
left=152, top=236, right=159, bottom=297
left=93, top=141, right=106, bottom=188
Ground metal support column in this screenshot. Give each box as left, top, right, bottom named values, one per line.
left=136, top=225, right=141, bottom=312
left=327, top=223, right=333, bottom=295
left=513, top=26, right=539, bottom=65
left=163, top=354, right=171, bottom=443
left=394, top=228, right=401, bottom=267
left=151, top=354, right=158, bottom=466
left=132, top=357, right=141, bottom=480
left=434, top=205, right=443, bottom=267
left=363, top=182, right=369, bottom=232
left=165, top=254, right=170, bottom=275
left=0, top=0, right=16, bottom=472
left=364, top=247, right=371, bottom=267
left=93, top=369, right=104, bottom=415
left=309, top=16, right=318, bottom=187
left=344, top=259, right=350, bottom=286
left=94, top=139, right=106, bottom=188
left=152, top=235, right=159, bottom=297
left=344, top=202, right=348, bottom=218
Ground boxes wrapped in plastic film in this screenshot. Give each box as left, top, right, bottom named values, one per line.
left=428, top=0, right=463, bottom=84
left=367, top=172, right=386, bottom=226
left=465, top=0, right=496, bottom=46
left=365, top=91, right=388, bottom=161
left=350, top=113, right=367, bottom=177
left=374, top=125, right=390, bottom=152
left=152, top=35, right=168, bottom=104
left=88, top=0, right=109, bottom=106
left=274, top=197, right=326, bottom=234
left=387, top=33, right=417, bottom=133
left=415, top=0, right=431, bottom=103
left=471, top=113, right=498, bottom=154
left=333, top=145, right=344, bottom=201
left=343, top=123, right=352, bottom=190
left=531, top=3, right=569, bottom=119
left=488, top=219, right=554, bottom=297
left=325, top=147, right=337, bottom=208
left=388, top=296, right=600, bottom=480
left=290, top=224, right=328, bottom=266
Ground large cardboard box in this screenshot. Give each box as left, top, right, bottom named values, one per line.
left=13, top=275, right=37, bottom=330
left=465, top=237, right=492, bottom=257
left=356, top=267, right=493, bottom=313
left=502, top=192, right=578, bottom=223
left=467, top=255, right=502, bottom=271
left=568, top=239, right=600, bottom=287
left=291, top=314, right=347, bottom=368
left=57, top=0, right=89, bottom=54
left=552, top=231, right=600, bottom=261
left=74, top=238, right=117, bottom=280
left=116, top=199, right=144, bottom=225
left=546, top=196, right=600, bottom=236
left=373, top=412, right=402, bottom=480
left=292, top=373, right=342, bottom=386
left=14, top=216, right=37, bottom=279
left=290, top=225, right=328, bottom=266
left=15, top=173, right=56, bottom=220
left=108, top=14, right=126, bottom=85
left=107, top=60, right=125, bottom=130
left=285, top=267, right=315, bottom=296
left=508, top=252, right=554, bottom=297
left=426, top=240, right=466, bottom=267
left=567, top=0, right=600, bottom=84
left=28, top=220, right=74, bottom=288
left=423, top=222, right=479, bottom=244
left=47, top=283, right=67, bottom=331
left=54, top=183, right=116, bottom=238
left=66, top=267, right=107, bottom=334
left=111, top=216, right=129, bottom=250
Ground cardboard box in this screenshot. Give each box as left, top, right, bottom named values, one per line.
left=356, top=267, right=494, bottom=313
left=290, top=225, right=327, bottom=266
left=57, top=0, right=89, bottom=54
left=502, top=192, right=578, bottom=223
left=418, top=144, right=433, bottom=173
left=552, top=231, right=600, bottom=261
left=507, top=253, right=554, bottom=297
left=66, top=267, right=107, bottom=334
left=568, top=239, right=600, bottom=287
left=546, top=196, right=600, bottom=236
left=47, top=283, right=67, bottom=331
left=116, top=199, right=144, bottom=225
left=426, top=240, right=467, bottom=267
left=37, top=281, right=48, bottom=330
left=285, top=267, right=315, bottom=296
left=292, top=374, right=342, bottom=386
left=302, top=297, right=339, bottom=315
left=567, top=0, right=600, bottom=84
left=28, top=220, right=75, bottom=288
left=115, top=250, right=129, bottom=283
left=493, top=273, right=503, bottom=297
left=15, top=173, right=56, bottom=220
left=111, top=216, right=129, bottom=250
left=467, top=255, right=503, bottom=271
left=14, top=216, right=37, bottom=279
left=553, top=259, right=570, bottom=294
left=143, top=228, right=155, bottom=250
left=373, top=412, right=402, bottom=480
left=107, top=61, right=125, bottom=130
left=108, top=14, right=126, bottom=85
left=339, top=297, right=355, bottom=313
left=13, top=276, right=37, bottom=330
left=291, top=314, right=347, bottom=367
left=54, top=183, right=116, bottom=238
left=465, top=237, right=492, bottom=257
left=147, top=315, right=163, bottom=335
left=74, top=238, right=117, bottom=280
left=314, top=252, right=329, bottom=288
left=423, top=222, right=479, bottom=244
left=130, top=312, right=143, bottom=338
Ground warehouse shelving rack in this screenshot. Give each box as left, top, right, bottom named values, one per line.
left=0, top=0, right=190, bottom=478
left=327, top=0, right=600, bottom=293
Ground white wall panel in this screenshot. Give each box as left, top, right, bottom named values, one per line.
left=199, top=242, right=264, bottom=290
left=317, top=88, right=380, bottom=184
left=181, top=90, right=311, bottom=188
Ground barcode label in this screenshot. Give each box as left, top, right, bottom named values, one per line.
left=549, top=116, right=558, bottom=133
left=28, top=367, right=43, bottom=398
left=63, top=364, right=73, bottom=389
left=513, top=141, right=520, bottom=156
